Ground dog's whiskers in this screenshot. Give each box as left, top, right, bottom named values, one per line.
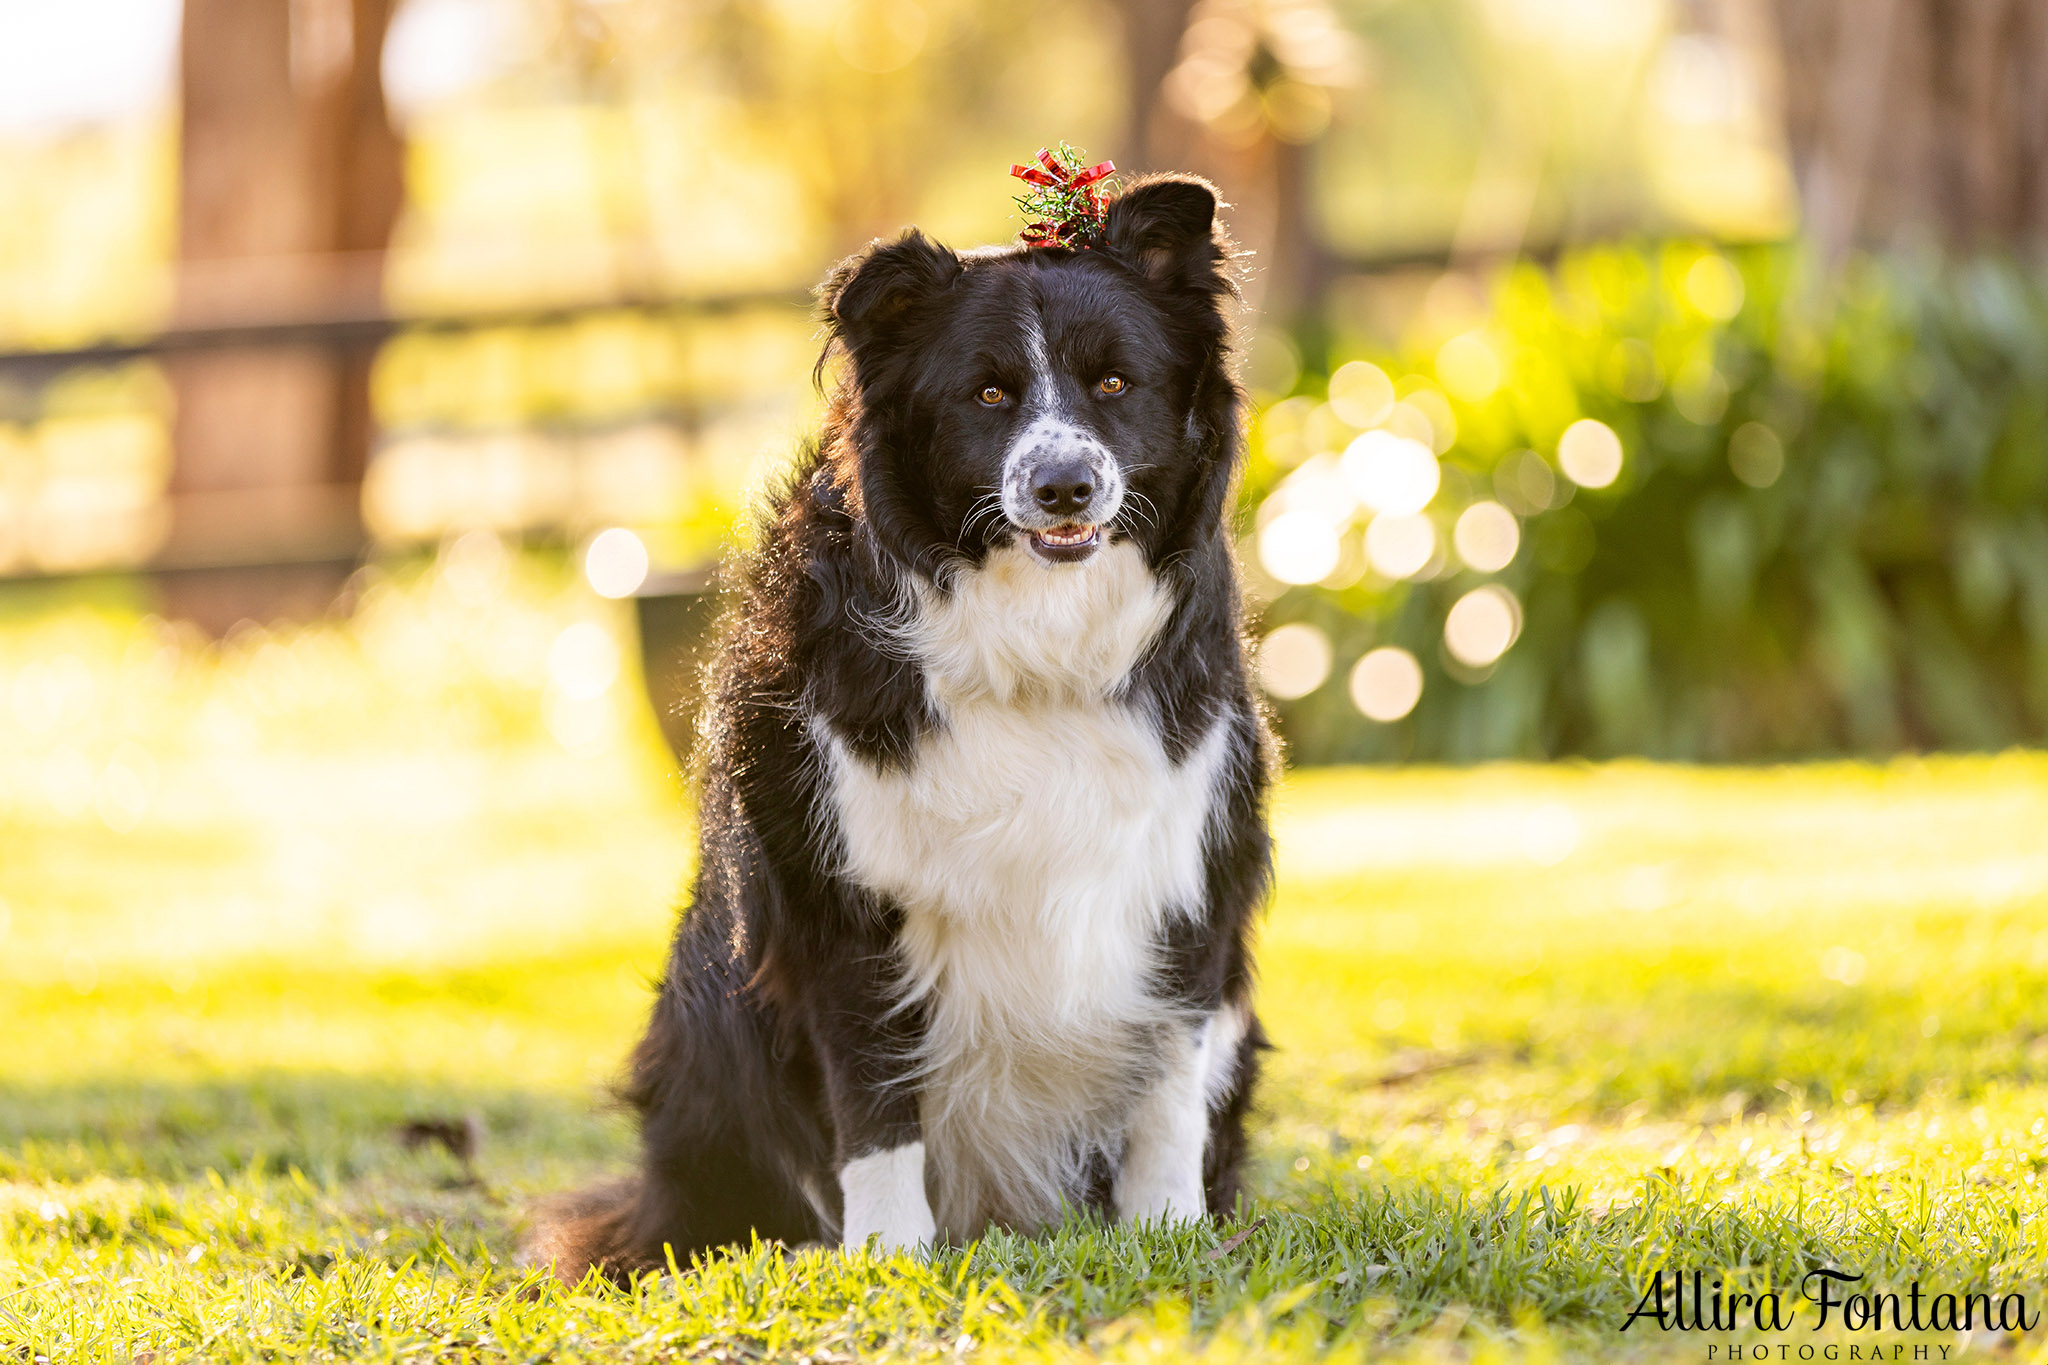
left=960, top=489, right=1010, bottom=544
left=1118, top=488, right=1161, bottom=536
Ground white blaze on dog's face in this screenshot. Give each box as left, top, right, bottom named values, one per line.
left=821, top=177, right=1235, bottom=579
left=994, top=317, right=1128, bottom=564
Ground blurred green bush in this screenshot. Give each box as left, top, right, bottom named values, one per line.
left=1249, top=244, right=2048, bottom=763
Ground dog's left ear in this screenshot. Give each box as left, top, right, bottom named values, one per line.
left=823, top=230, right=962, bottom=341
left=815, top=229, right=963, bottom=391
left=1101, top=175, right=1231, bottom=295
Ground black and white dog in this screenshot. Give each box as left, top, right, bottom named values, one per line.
left=538, top=174, right=1274, bottom=1280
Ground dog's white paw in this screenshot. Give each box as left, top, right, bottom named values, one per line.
left=839, top=1141, right=937, bottom=1252
left=1115, top=1175, right=1206, bottom=1226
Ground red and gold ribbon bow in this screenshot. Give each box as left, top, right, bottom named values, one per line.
left=1010, top=145, right=1116, bottom=248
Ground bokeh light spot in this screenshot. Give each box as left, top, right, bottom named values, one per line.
left=1495, top=450, right=1560, bottom=514
left=1558, top=419, right=1624, bottom=489
left=1444, top=585, right=1521, bottom=667
left=1684, top=252, right=1745, bottom=320
left=1327, top=360, right=1395, bottom=428
left=1364, top=513, right=1435, bottom=580
left=1257, top=622, right=1333, bottom=700
left=584, top=526, right=650, bottom=599
left=1349, top=647, right=1423, bottom=722
left=1257, top=511, right=1342, bottom=586
left=1261, top=452, right=1361, bottom=530
left=1820, top=945, right=1867, bottom=986
left=441, top=529, right=509, bottom=606
left=1384, top=400, right=1437, bottom=451
left=1453, top=501, right=1520, bottom=573
left=1728, top=422, right=1785, bottom=488
left=1341, top=431, right=1439, bottom=516
left=1400, top=390, right=1458, bottom=454
left=1254, top=396, right=1317, bottom=469
left=1436, top=332, right=1502, bottom=402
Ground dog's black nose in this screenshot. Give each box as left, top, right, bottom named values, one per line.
left=1031, top=461, right=1096, bottom=516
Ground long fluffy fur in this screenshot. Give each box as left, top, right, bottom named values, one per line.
left=533, top=175, right=1275, bottom=1281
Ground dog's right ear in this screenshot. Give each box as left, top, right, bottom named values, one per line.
left=822, top=230, right=962, bottom=345
left=1101, top=175, right=1232, bottom=298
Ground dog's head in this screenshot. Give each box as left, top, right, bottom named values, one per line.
left=819, top=175, right=1240, bottom=580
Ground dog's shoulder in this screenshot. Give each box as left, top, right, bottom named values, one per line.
left=710, top=446, right=935, bottom=775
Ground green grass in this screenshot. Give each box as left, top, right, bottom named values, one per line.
left=5, top=573, right=2048, bottom=1361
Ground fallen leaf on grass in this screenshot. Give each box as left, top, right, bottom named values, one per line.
left=1206, top=1216, right=1268, bottom=1261
left=397, top=1114, right=490, bottom=1191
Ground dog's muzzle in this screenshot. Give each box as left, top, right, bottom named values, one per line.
left=1003, top=419, right=1123, bottom=564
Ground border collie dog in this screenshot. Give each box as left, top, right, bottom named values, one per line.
left=539, top=175, right=1274, bottom=1280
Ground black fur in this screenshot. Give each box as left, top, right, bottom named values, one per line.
left=533, top=176, right=1275, bottom=1281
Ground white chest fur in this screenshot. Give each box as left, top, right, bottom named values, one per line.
left=816, top=540, right=1229, bottom=1238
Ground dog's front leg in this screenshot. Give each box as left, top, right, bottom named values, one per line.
left=1113, top=1015, right=1214, bottom=1224
left=812, top=952, right=936, bottom=1253
left=838, top=1138, right=934, bottom=1252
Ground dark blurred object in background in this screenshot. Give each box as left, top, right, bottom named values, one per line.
left=631, top=567, right=720, bottom=762
left=1771, top=0, right=2048, bottom=260
left=166, top=0, right=402, bottom=631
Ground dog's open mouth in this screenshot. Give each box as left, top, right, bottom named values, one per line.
left=1027, top=523, right=1101, bottom=562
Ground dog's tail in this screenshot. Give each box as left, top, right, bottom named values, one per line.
left=522, top=1177, right=666, bottom=1287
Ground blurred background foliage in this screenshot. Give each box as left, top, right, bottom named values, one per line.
left=1, top=0, right=2044, bottom=765
left=1248, top=247, right=2048, bottom=762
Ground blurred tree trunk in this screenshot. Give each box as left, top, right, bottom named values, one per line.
left=1110, top=0, right=1337, bottom=334
left=1768, top=0, right=2048, bottom=258
left=168, top=0, right=403, bottom=629
left=1117, top=0, right=1199, bottom=172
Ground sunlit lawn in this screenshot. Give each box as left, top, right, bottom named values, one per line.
left=6, top=565, right=2048, bottom=1361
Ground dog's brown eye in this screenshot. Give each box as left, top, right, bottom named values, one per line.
left=1099, top=375, right=1125, bottom=395
left=977, top=385, right=1005, bottom=406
